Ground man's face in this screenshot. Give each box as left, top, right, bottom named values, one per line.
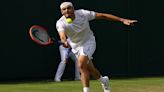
left=61, top=6, right=74, bottom=18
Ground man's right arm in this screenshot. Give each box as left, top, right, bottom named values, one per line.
left=58, top=31, right=69, bottom=48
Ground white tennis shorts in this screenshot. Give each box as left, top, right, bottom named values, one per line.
left=71, top=36, right=96, bottom=60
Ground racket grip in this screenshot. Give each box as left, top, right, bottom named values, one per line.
left=58, top=41, right=70, bottom=48
left=58, top=41, right=64, bottom=45
left=51, top=37, right=62, bottom=45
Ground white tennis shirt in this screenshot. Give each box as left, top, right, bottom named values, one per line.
left=56, top=9, right=96, bottom=49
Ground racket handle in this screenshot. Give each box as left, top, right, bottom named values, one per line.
left=58, top=41, right=64, bottom=45
left=58, top=41, right=70, bottom=48
left=51, top=37, right=61, bottom=44
left=51, top=37, right=65, bottom=46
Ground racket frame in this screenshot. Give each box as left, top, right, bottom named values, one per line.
left=29, top=25, right=53, bottom=46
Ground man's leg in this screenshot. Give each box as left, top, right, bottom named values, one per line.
left=54, top=61, right=66, bottom=82
left=88, top=60, right=111, bottom=92
left=87, top=60, right=101, bottom=79
left=75, top=60, right=81, bottom=80
left=69, top=51, right=81, bottom=80
left=78, top=55, right=90, bottom=92
left=54, top=45, right=68, bottom=82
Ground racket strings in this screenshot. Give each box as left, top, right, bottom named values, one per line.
left=32, top=28, right=50, bottom=43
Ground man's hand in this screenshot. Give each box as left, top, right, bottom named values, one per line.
left=63, top=41, right=70, bottom=48
left=121, top=18, right=138, bottom=26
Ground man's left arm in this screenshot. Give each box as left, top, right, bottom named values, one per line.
left=95, top=12, right=137, bottom=26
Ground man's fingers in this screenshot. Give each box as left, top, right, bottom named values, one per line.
left=132, top=20, right=138, bottom=23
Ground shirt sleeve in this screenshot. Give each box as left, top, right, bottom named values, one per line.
left=81, top=9, right=96, bottom=21
left=56, top=20, right=65, bottom=32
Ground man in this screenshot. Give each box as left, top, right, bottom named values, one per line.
left=56, top=2, right=137, bottom=92
left=54, top=43, right=81, bottom=82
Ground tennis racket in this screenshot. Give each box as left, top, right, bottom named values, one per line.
left=29, top=25, right=62, bottom=46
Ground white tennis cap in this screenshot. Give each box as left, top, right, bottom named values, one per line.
left=60, top=2, right=73, bottom=9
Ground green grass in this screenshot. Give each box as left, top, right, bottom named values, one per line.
left=0, top=77, right=164, bottom=92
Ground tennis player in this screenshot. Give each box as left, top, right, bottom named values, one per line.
left=56, top=2, right=137, bottom=92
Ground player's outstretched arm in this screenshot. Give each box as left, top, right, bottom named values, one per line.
left=95, top=12, right=137, bottom=26
left=58, top=31, right=70, bottom=48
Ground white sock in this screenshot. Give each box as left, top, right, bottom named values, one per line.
left=83, top=87, right=89, bottom=92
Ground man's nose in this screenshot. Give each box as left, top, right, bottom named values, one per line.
left=65, top=9, right=69, bottom=12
